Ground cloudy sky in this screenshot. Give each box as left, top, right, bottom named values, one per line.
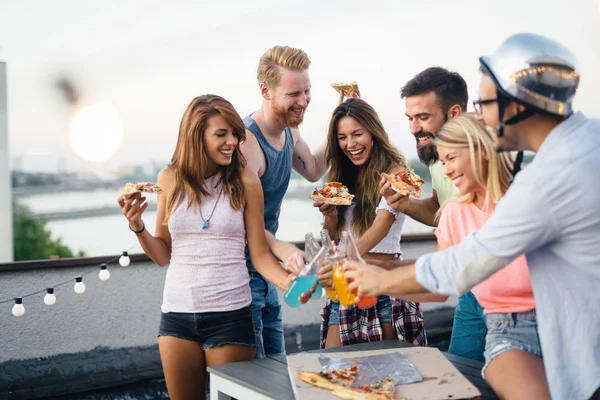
left=1, top=0, right=599, bottom=174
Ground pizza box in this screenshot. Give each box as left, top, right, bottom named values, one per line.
left=287, top=347, right=481, bottom=400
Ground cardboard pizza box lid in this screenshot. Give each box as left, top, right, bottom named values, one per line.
left=287, top=347, right=481, bottom=400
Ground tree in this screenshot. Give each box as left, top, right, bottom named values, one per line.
left=12, top=200, right=85, bottom=261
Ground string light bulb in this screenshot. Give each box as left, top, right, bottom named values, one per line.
left=119, top=251, right=130, bottom=267
left=12, top=298, right=25, bottom=317
left=99, top=263, right=110, bottom=281
left=44, top=288, right=57, bottom=305
left=74, top=277, right=86, bottom=294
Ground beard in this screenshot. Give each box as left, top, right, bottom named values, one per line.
left=415, top=131, right=439, bottom=165
left=271, top=100, right=305, bottom=128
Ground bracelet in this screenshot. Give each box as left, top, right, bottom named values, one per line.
left=129, top=223, right=145, bottom=235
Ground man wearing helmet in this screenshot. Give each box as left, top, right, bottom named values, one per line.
left=344, top=33, right=600, bottom=400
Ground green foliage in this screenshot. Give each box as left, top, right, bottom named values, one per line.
left=12, top=200, right=85, bottom=261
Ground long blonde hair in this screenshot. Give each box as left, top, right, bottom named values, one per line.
left=257, top=46, right=311, bottom=88
left=326, top=98, right=408, bottom=238
left=165, top=95, right=247, bottom=224
left=434, top=113, right=513, bottom=218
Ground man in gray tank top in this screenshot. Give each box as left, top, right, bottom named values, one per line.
left=241, top=46, right=328, bottom=358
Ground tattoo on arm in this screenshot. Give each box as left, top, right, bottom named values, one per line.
left=297, top=156, right=306, bottom=170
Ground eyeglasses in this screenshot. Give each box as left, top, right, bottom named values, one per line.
left=473, top=98, right=498, bottom=115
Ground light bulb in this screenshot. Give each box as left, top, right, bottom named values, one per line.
left=119, top=251, right=130, bottom=267
left=44, top=288, right=57, bottom=305
left=99, top=264, right=110, bottom=281
left=74, top=277, right=86, bottom=294
left=12, top=298, right=25, bottom=317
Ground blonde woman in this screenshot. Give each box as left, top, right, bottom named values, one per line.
left=432, top=114, right=548, bottom=399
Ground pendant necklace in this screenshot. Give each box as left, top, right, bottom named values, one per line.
left=200, top=186, right=223, bottom=229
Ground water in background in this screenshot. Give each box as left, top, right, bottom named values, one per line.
left=19, top=187, right=433, bottom=257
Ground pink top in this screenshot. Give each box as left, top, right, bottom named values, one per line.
left=435, top=200, right=536, bottom=314
left=161, top=174, right=251, bottom=313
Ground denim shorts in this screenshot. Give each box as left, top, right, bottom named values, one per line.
left=482, top=310, right=542, bottom=378
left=158, top=307, right=256, bottom=350
left=328, top=295, right=392, bottom=325
left=448, top=292, right=487, bottom=362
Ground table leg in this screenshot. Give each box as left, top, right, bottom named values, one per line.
left=210, top=373, right=275, bottom=400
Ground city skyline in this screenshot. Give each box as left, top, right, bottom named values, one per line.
left=1, top=0, right=599, bottom=174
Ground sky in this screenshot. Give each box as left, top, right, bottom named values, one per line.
left=1, top=0, right=599, bottom=176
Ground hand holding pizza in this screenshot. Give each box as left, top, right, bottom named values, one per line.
left=332, top=81, right=361, bottom=105
left=117, top=191, right=148, bottom=232
left=310, top=182, right=354, bottom=210
left=379, top=168, right=425, bottom=213
left=313, top=200, right=338, bottom=219
left=379, top=177, right=411, bottom=213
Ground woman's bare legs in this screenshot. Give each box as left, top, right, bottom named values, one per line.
left=159, top=336, right=207, bottom=400
left=205, top=344, right=256, bottom=366
left=325, top=325, right=342, bottom=348
left=485, top=350, right=551, bottom=400
left=382, top=322, right=396, bottom=340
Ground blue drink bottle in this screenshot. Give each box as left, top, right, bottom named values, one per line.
left=284, top=246, right=326, bottom=307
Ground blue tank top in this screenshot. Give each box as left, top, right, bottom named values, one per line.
left=243, top=115, right=294, bottom=271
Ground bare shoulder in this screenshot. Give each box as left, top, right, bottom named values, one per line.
left=241, top=167, right=261, bottom=187
left=241, top=128, right=259, bottom=152
left=290, top=127, right=301, bottom=144
left=157, top=167, right=175, bottom=187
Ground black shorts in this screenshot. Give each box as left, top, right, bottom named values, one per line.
left=158, top=307, right=256, bottom=350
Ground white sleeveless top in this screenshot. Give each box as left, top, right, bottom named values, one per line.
left=161, top=174, right=251, bottom=313
left=342, top=197, right=406, bottom=255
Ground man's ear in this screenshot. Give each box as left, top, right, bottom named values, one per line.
left=260, top=83, right=271, bottom=101
left=447, top=104, right=462, bottom=119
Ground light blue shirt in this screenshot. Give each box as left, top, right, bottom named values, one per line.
left=415, top=112, right=600, bottom=400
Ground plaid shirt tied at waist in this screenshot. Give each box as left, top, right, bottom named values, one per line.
left=319, top=297, right=428, bottom=348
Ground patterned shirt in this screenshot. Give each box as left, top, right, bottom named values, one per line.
left=319, top=298, right=427, bottom=348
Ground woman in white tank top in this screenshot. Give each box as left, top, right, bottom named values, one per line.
left=117, top=95, right=295, bottom=400
left=310, top=98, right=426, bottom=349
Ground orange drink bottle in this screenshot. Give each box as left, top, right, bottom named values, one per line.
left=340, top=231, right=377, bottom=309
left=331, top=253, right=355, bottom=306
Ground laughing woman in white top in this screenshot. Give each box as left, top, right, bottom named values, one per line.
left=313, top=98, right=427, bottom=349
left=117, top=95, right=294, bottom=400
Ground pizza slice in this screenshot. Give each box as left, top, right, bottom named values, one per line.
left=296, top=371, right=344, bottom=391
left=296, top=365, right=358, bottom=390
left=332, top=377, right=403, bottom=400
left=122, top=182, right=162, bottom=198
left=309, top=182, right=355, bottom=206
left=358, top=377, right=397, bottom=397
left=323, top=365, right=359, bottom=387
left=332, top=81, right=360, bottom=98
left=380, top=169, right=425, bottom=198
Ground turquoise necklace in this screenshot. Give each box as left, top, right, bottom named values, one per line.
left=200, top=187, right=223, bottom=229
